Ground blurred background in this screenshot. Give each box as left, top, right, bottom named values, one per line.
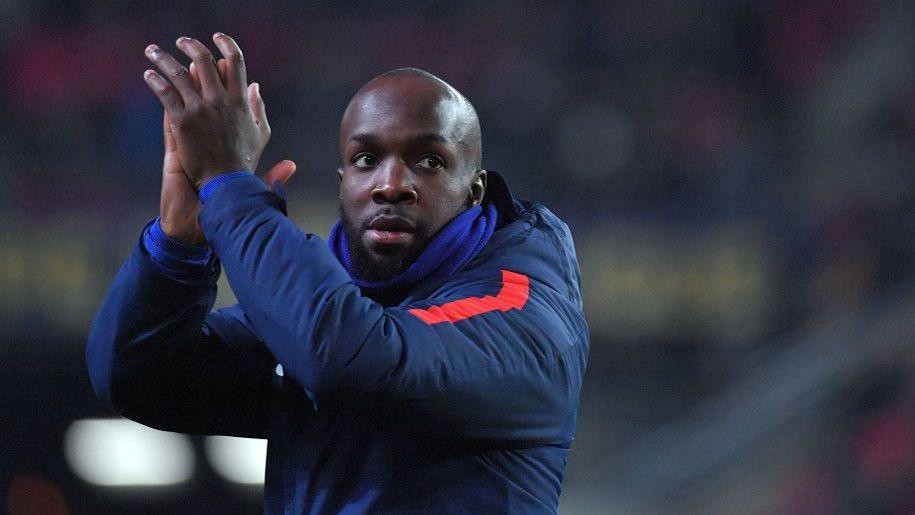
left=2, top=0, right=914, bottom=513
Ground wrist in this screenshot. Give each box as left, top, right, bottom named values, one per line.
left=143, top=219, right=219, bottom=285
left=195, top=161, right=255, bottom=190
left=147, top=218, right=211, bottom=261
left=159, top=218, right=206, bottom=247
left=194, top=173, right=222, bottom=191
left=198, top=171, right=252, bottom=203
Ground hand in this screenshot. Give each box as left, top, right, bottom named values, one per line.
left=159, top=112, right=205, bottom=245
left=160, top=111, right=297, bottom=246
left=142, top=33, right=269, bottom=189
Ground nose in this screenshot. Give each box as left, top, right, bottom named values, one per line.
left=371, top=158, right=418, bottom=205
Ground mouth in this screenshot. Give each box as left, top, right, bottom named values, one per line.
left=364, top=215, right=416, bottom=247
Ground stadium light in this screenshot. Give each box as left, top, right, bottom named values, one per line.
left=64, top=418, right=194, bottom=486
left=204, top=436, right=267, bottom=485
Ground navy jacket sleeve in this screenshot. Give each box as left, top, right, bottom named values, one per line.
left=86, top=234, right=276, bottom=438
left=200, top=175, right=586, bottom=444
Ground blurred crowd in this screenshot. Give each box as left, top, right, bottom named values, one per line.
left=2, top=1, right=914, bottom=513
left=775, top=361, right=915, bottom=514
left=3, top=0, right=913, bottom=343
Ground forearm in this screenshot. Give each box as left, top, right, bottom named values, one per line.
left=87, top=233, right=219, bottom=411
left=86, top=232, right=275, bottom=437
left=199, top=175, right=370, bottom=397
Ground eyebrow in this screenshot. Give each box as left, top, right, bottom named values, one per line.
left=348, top=133, right=449, bottom=145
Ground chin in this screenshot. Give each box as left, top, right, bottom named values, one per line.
left=343, top=213, right=429, bottom=282
left=366, top=240, right=408, bottom=257
left=353, top=236, right=424, bottom=282
left=359, top=253, right=412, bottom=282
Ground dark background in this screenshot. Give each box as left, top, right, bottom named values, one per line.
left=2, top=1, right=915, bottom=513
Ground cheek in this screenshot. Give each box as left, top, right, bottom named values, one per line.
left=422, top=181, right=469, bottom=230
left=340, top=174, right=370, bottom=208
left=438, top=178, right=471, bottom=207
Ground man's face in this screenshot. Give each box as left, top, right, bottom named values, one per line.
left=338, top=78, right=483, bottom=281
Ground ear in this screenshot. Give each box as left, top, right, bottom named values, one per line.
left=337, top=167, right=344, bottom=199
left=470, top=169, right=487, bottom=206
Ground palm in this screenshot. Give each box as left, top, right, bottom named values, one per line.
left=160, top=115, right=205, bottom=246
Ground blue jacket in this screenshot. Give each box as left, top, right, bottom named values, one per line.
left=87, top=172, right=589, bottom=514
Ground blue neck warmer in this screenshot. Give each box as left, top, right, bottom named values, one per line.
left=329, top=203, right=497, bottom=293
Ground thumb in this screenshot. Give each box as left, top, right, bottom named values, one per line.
left=163, top=112, right=177, bottom=154
left=261, top=160, right=297, bottom=188
left=162, top=112, right=184, bottom=178
left=248, top=82, right=270, bottom=138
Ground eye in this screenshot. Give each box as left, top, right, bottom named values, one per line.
left=418, top=154, right=446, bottom=170
left=352, top=153, right=377, bottom=168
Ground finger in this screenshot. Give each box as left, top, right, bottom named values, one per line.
left=189, top=62, right=202, bottom=90
left=261, top=160, right=297, bottom=187
left=175, top=37, right=225, bottom=102
left=248, top=83, right=270, bottom=138
left=145, top=44, right=200, bottom=107
left=144, top=69, right=184, bottom=115
left=211, top=32, right=247, bottom=100
left=216, top=58, right=227, bottom=84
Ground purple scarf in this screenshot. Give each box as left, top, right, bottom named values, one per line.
left=328, top=203, right=497, bottom=292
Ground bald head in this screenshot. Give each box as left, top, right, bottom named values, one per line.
left=337, top=68, right=488, bottom=282
left=340, top=68, right=482, bottom=170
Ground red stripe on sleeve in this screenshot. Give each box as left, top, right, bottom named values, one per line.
left=408, top=270, right=530, bottom=325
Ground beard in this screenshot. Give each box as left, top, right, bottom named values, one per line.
left=341, top=207, right=431, bottom=283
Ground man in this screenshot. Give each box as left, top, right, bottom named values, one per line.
left=87, top=32, right=588, bottom=514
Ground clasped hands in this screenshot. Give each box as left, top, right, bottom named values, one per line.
left=143, top=32, right=295, bottom=245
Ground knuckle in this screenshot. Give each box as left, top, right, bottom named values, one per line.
left=159, top=89, right=179, bottom=106
left=168, top=67, right=189, bottom=79
left=193, top=53, right=215, bottom=65
left=228, top=52, right=244, bottom=64
left=182, top=104, right=201, bottom=117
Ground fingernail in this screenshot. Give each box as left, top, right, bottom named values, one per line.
left=145, top=44, right=160, bottom=56
left=254, top=83, right=260, bottom=93
left=214, top=32, right=225, bottom=38
left=176, top=36, right=190, bottom=45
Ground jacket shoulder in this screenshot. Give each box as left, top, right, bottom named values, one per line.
left=470, top=200, right=583, bottom=308
left=404, top=200, right=588, bottom=352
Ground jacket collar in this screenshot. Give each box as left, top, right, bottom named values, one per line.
left=482, top=171, right=521, bottom=229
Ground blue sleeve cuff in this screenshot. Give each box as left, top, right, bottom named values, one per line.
left=147, top=217, right=211, bottom=261
left=199, top=171, right=252, bottom=203
left=142, top=218, right=219, bottom=284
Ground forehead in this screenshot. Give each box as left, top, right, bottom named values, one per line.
left=340, top=81, right=467, bottom=146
